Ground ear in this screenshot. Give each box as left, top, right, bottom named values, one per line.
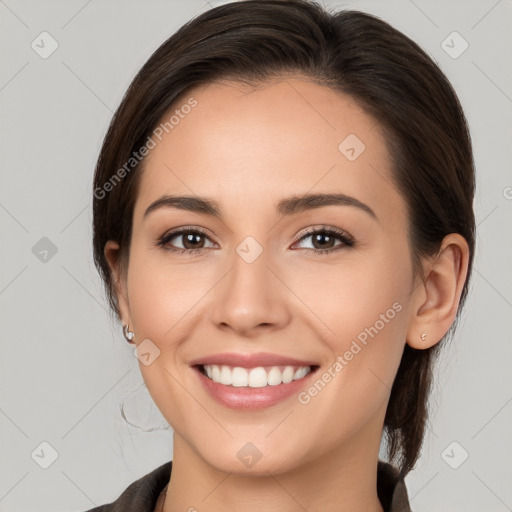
left=104, top=240, right=131, bottom=325
left=406, top=233, right=470, bottom=349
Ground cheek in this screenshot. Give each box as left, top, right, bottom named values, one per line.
left=332, top=251, right=410, bottom=382
left=297, top=291, right=407, bottom=451
left=124, top=250, right=201, bottom=432
left=292, top=245, right=411, bottom=415
left=126, top=247, right=211, bottom=338
left=289, top=245, right=410, bottom=342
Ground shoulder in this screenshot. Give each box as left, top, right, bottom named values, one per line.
left=83, top=460, right=172, bottom=512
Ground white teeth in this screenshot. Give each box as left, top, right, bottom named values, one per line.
left=231, top=366, right=248, bottom=387
left=248, top=367, right=267, bottom=387
left=267, top=366, right=282, bottom=386
left=281, top=366, right=294, bottom=384
left=202, top=364, right=312, bottom=388
left=294, top=367, right=308, bottom=380
left=220, top=365, right=232, bottom=385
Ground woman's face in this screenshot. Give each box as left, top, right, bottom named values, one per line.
left=113, top=77, right=421, bottom=474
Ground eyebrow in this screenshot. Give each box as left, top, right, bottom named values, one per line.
left=143, top=193, right=377, bottom=220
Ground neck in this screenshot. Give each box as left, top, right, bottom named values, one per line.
left=163, top=431, right=385, bottom=512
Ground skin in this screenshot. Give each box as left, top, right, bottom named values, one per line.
left=105, top=76, right=469, bottom=512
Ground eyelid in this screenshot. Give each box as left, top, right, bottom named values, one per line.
left=292, top=225, right=355, bottom=248
left=160, top=225, right=214, bottom=240
left=156, top=225, right=217, bottom=252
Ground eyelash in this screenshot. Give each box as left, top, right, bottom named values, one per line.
left=156, top=225, right=355, bottom=256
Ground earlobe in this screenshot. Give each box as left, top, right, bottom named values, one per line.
left=406, top=233, right=469, bottom=350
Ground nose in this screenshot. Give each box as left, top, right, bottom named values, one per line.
left=210, top=242, right=290, bottom=338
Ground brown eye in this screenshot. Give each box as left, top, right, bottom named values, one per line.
left=310, top=232, right=337, bottom=250
left=157, top=227, right=215, bottom=254
left=176, top=232, right=207, bottom=249
left=294, top=226, right=355, bottom=254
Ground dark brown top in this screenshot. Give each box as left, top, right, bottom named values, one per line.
left=85, top=459, right=412, bottom=512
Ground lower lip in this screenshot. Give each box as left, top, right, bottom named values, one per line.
left=194, top=366, right=317, bottom=410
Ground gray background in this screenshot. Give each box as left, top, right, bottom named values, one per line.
left=1, top=0, right=511, bottom=511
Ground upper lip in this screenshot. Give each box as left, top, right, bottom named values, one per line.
left=189, top=352, right=319, bottom=369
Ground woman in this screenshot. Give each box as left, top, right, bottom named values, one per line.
left=89, top=0, right=475, bottom=510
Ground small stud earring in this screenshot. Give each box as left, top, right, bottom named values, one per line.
left=123, top=324, right=135, bottom=344
left=420, top=332, right=427, bottom=342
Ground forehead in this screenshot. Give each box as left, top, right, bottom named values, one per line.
left=134, top=77, right=405, bottom=224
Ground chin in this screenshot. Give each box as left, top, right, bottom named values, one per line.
left=191, top=435, right=307, bottom=476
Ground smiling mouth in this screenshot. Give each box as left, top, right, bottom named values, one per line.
left=196, top=364, right=319, bottom=388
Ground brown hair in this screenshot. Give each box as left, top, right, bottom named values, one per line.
left=92, top=0, right=475, bottom=477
